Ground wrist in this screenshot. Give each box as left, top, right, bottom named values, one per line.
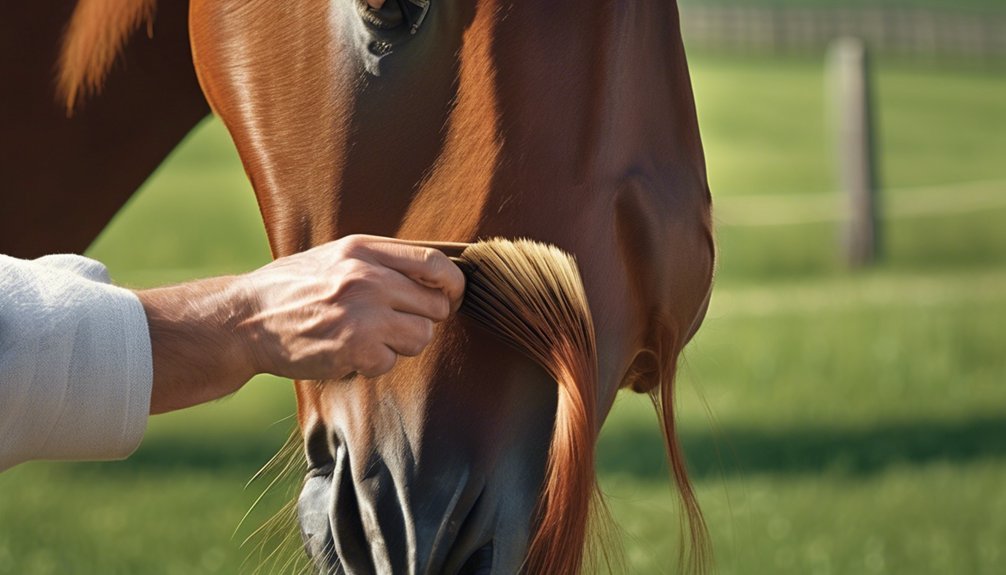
left=137, top=275, right=259, bottom=413
left=228, top=272, right=269, bottom=377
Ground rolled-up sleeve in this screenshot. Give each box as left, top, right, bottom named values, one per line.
left=0, top=254, right=152, bottom=471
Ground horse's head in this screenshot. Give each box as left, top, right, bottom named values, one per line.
left=188, top=0, right=714, bottom=572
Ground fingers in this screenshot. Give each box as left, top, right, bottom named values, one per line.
left=244, top=235, right=468, bottom=382
left=355, top=345, right=397, bottom=378
left=352, top=314, right=433, bottom=378
left=361, top=240, right=466, bottom=312
left=278, top=235, right=470, bottom=380
left=382, top=312, right=435, bottom=357
left=377, top=267, right=452, bottom=321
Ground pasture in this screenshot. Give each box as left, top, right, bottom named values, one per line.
left=1, top=53, right=1004, bottom=574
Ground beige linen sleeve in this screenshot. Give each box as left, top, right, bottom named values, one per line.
left=0, top=254, right=152, bottom=471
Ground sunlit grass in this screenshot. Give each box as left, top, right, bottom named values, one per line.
left=691, top=55, right=1006, bottom=197
left=603, top=459, right=1006, bottom=575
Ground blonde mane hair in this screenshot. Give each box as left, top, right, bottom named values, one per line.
left=458, top=239, right=708, bottom=574
left=458, top=239, right=601, bottom=573
left=58, top=0, right=155, bottom=111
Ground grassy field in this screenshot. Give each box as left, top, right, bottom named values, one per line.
left=1, top=54, right=1004, bottom=574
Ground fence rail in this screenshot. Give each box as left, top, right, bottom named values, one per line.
left=679, top=6, right=1006, bottom=59
left=714, top=179, right=1006, bottom=228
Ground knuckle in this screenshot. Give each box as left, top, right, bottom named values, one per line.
left=400, top=344, right=422, bottom=358
left=407, top=320, right=435, bottom=356
left=336, top=234, right=368, bottom=259
left=420, top=248, right=444, bottom=270
left=420, top=247, right=438, bottom=263
left=334, top=266, right=379, bottom=298
left=340, top=234, right=365, bottom=249
left=426, top=249, right=446, bottom=271
left=379, top=351, right=398, bottom=373
left=361, top=348, right=396, bottom=377
left=433, top=295, right=451, bottom=321
left=418, top=319, right=435, bottom=346
left=451, top=265, right=466, bottom=292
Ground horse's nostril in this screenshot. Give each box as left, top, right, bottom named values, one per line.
left=458, top=542, right=493, bottom=575
left=297, top=473, right=336, bottom=564
left=330, top=445, right=374, bottom=573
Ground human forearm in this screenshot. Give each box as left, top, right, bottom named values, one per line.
left=136, top=276, right=256, bottom=415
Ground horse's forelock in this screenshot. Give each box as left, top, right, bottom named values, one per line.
left=58, top=0, right=156, bottom=112
left=458, top=240, right=602, bottom=574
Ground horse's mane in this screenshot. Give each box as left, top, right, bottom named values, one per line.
left=457, top=239, right=709, bottom=574
left=457, top=239, right=601, bottom=573
left=58, top=0, right=155, bottom=111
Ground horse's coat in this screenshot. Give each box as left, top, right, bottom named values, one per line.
left=3, top=0, right=716, bottom=572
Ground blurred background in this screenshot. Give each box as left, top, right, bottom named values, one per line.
left=2, top=0, right=1004, bottom=573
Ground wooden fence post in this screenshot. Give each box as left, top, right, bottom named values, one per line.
left=829, top=37, right=880, bottom=268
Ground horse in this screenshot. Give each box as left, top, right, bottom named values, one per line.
left=2, top=0, right=715, bottom=572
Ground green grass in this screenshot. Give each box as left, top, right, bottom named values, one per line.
left=690, top=55, right=1006, bottom=283
left=0, top=377, right=297, bottom=575
left=691, top=56, right=1006, bottom=197
left=85, top=121, right=272, bottom=287
left=604, top=460, right=1006, bottom=575
left=596, top=270, right=1006, bottom=573
left=2, top=54, right=1004, bottom=573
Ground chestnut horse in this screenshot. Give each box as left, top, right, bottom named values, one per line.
left=2, top=0, right=715, bottom=572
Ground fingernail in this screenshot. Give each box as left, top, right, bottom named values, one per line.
left=367, top=0, right=386, bottom=9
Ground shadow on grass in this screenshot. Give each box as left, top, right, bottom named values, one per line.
left=61, top=415, right=1006, bottom=481
left=597, top=415, right=1006, bottom=480
left=63, top=431, right=298, bottom=477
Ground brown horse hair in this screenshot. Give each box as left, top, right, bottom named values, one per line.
left=58, top=0, right=155, bottom=112
left=654, top=346, right=712, bottom=575
left=456, top=239, right=601, bottom=574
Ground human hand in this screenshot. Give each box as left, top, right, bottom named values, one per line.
left=139, top=234, right=465, bottom=414
left=238, top=234, right=466, bottom=380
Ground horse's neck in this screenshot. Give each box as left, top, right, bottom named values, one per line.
left=395, top=0, right=703, bottom=237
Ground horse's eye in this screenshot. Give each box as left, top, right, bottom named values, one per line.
left=357, top=0, right=431, bottom=36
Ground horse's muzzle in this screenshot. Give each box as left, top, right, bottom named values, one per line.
left=297, top=443, right=495, bottom=575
